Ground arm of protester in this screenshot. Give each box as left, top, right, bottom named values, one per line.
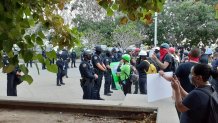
left=159, top=70, right=174, bottom=81
left=152, top=54, right=169, bottom=70
left=173, top=75, right=188, bottom=98
left=171, top=78, right=189, bottom=112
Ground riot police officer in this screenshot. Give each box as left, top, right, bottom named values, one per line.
left=61, top=48, right=70, bottom=78
left=7, top=67, right=22, bottom=96
left=103, top=50, right=113, bottom=96
left=70, top=50, right=77, bottom=68
left=79, top=50, right=98, bottom=99
left=56, top=56, right=65, bottom=86
left=91, top=46, right=107, bottom=100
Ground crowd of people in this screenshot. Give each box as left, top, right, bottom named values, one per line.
left=2, top=42, right=218, bottom=122
left=77, top=43, right=218, bottom=122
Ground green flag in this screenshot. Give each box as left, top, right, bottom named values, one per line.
left=110, top=62, right=121, bottom=90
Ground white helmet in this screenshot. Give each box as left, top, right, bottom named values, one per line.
left=139, top=50, right=147, bottom=56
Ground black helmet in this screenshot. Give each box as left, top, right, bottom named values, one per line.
left=95, top=46, right=102, bottom=52
left=95, top=46, right=102, bottom=55
left=83, top=50, right=92, bottom=57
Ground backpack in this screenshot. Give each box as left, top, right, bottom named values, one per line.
left=144, top=60, right=157, bottom=74
left=197, top=86, right=218, bottom=123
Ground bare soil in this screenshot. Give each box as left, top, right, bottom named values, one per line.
left=0, top=108, right=156, bottom=123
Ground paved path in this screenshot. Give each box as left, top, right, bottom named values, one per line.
left=0, top=61, right=125, bottom=101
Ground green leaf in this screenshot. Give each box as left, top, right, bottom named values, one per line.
left=107, top=8, right=114, bottom=16
left=25, top=7, right=31, bottom=16
left=3, top=40, right=13, bottom=52
left=99, top=1, right=108, bottom=9
left=38, top=31, right=45, bottom=39
left=45, top=59, right=50, bottom=66
left=0, top=3, right=3, bottom=13
left=46, top=64, right=58, bottom=73
left=19, top=64, right=29, bottom=75
left=46, top=50, right=57, bottom=60
left=36, top=54, right=44, bottom=63
left=112, top=4, right=119, bottom=10
left=31, top=34, right=36, bottom=42
left=3, top=65, right=15, bottom=73
left=7, top=51, right=14, bottom=58
left=21, top=75, right=33, bottom=85
left=22, top=50, right=33, bottom=63
left=36, top=37, right=43, bottom=45
left=28, top=18, right=35, bottom=27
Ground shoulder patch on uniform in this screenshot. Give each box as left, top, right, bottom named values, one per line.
left=94, top=56, right=98, bottom=60
left=82, top=63, right=87, bottom=67
left=106, top=59, right=109, bottom=61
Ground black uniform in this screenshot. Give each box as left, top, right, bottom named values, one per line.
left=103, top=56, right=112, bottom=95
left=92, top=54, right=104, bottom=99
left=56, top=58, right=65, bottom=86
left=79, top=61, right=95, bottom=99
left=61, top=49, right=69, bottom=78
left=70, top=51, right=77, bottom=68
left=7, top=67, right=22, bottom=96
left=42, top=50, right=46, bottom=70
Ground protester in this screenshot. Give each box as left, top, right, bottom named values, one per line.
left=117, top=54, right=132, bottom=96
left=171, top=64, right=217, bottom=123
left=152, top=43, right=173, bottom=72
left=136, top=50, right=150, bottom=94
left=175, top=47, right=201, bottom=93
left=199, top=47, right=209, bottom=64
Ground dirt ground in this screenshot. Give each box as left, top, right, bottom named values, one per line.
left=0, top=108, right=156, bottom=123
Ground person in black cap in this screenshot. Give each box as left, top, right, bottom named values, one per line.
left=79, top=50, right=98, bottom=99
left=152, top=43, right=173, bottom=72
left=91, top=46, right=107, bottom=100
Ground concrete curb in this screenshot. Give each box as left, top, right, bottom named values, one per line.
left=0, top=95, right=179, bottom=123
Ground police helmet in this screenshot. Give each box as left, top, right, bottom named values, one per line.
left=95, top=46, right=102, bottom=52
left=83, top=50, right=92, bottom=57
